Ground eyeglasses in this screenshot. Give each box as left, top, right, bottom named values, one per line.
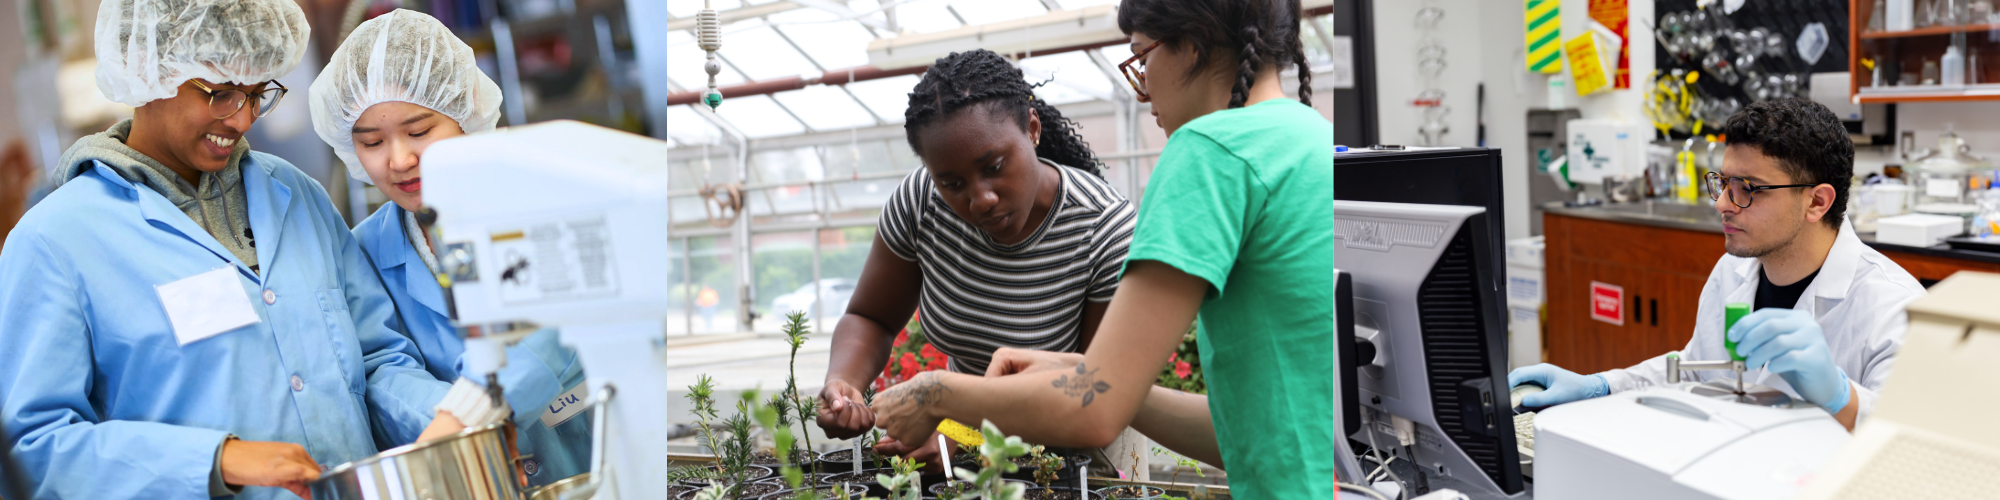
left=1704, top=171, right=1819, bottom=208
left=1119, top=40, right=1163, bottom=103
left=189, top=79, right=287, bottom=120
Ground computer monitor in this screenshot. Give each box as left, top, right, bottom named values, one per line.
left=1335, top=200, right=1523, bottom=496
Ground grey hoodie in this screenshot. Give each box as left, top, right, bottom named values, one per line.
left=56, top=119, right=260, bottom=272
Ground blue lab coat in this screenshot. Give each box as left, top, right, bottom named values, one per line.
left=354, top=202, right=594, bottom=485
left=0, top=153, right=451, bottom=499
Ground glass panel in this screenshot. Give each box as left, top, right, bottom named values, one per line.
left=686, top=235, right=741, bottom=335
left=667, top=238, right=690, bottom=336
left=721, top=27, right=824, bottom=81
left=772, top=85, right=879, bottom=131
left=750, top=231, right=817, bottom=333
left=1019, top=52, right=1114, bottom=104
left=768, top=12, right=874, bottom=69
left=667, top=0, right=745, bottom=19
left=751, top=147, right=826, bottom=185
left=811, top=226, right=876, bottom=333
left=666, top=31, right=747, bottom=88
left=892, top=2, right=961, bottom=34
left=945, top=0, right=1046, bottom=25
left=665, top=106, right=723, bottom=145
left=818, top=140, right=893, bottom=180
left=844, top=75, right=921, bottom=124
left=714, top=95, right=808, bottom=138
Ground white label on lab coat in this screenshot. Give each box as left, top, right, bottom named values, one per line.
left=540, top=383, right=592, bottom=428
left=156, top=266, right=262, bottom=346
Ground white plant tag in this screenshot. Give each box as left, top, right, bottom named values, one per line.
left=156, top=266, right=260, bottom=346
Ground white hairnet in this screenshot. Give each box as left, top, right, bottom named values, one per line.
left=93, top=0, right=311, bottom=107
left=310, top=9, right=503, bottom=184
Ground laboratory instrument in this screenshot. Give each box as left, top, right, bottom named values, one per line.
left=1532, top=386, right=1849, bottom=500
left=423, top=120, right=675, bottom=500
left=1801, top=271, right=2000, bottom=499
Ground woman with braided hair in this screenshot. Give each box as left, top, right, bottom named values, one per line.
left=814, top=49, right=1138, bottom=470
left=870, top=0, right=1332, bottom=497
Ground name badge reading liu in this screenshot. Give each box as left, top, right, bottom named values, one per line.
left=156, top=266, right=262, bottom=346
left=541, top=384, right=592, bottom=428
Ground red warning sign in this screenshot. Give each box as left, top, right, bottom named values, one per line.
left=1590, top=281, right=1625, bottom=326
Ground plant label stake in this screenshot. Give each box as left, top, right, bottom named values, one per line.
left=853, top=439, right=863, bottom=476
left=940, top=434, right=951, bottom=487
left=1077, top=463, right=1086, bottom=495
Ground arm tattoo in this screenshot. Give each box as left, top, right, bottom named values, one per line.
left=888, top=372, right=952, bottom=407
left=1052, top=363, right=1112, bottom=407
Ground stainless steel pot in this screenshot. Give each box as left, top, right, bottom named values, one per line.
left=309, top=422, right=527, bottom=500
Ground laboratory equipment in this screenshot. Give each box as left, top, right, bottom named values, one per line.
left=310, top=423, right=526, bottom=500
left=1801, top=271, right=2000, bottom=499
left=1564, top=119, right=1651, bottom=187
left=1878, top=213, right=1967, bottom=247
left=1907, top=128, right=1990, bottom=206
left=1532, top=386, right=1849, bottom=500
left=422, top=120, right=676, bottom=500
left=1334, top=147, right=1507, bottom=271
left=1333, top=198, right=1523, bottom=496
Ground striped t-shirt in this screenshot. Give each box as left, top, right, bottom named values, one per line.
left=878, top=160, right=1137, bottom=374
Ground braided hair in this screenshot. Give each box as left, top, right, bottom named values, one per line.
left=904, top=49, right=1103, bottom=177
left=1118, top=0, right=1313, bottom=109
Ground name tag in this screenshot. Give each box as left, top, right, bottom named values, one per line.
left=540, top=383, right=591, bottom=428
left=156, top=266, right=262, bottom=346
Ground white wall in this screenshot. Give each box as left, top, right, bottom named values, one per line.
left=1480, top=0, right=1532, bottom=241
left=1371, top=0, right=1483, bottom=148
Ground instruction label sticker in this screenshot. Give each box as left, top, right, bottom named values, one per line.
left=493, top=216, right=621, bottom=306
left=1590, top=281, right=1624, bottom=326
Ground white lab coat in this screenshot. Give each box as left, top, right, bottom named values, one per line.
left=1599, top=220, right=1925, bottom=422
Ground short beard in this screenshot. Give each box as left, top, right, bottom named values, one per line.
left=1723, top=215, right=1804, bottom=259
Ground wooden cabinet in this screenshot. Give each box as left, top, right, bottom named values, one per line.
left=1545, top=211, right=2000, bottom=374
left=1544, top=213, right=1724, bottom=374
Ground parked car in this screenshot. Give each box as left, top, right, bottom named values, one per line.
left=769, top=278, right=857, bottom=320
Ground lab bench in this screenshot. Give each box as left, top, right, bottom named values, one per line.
left=1538, top=201, right=2000, bottom=374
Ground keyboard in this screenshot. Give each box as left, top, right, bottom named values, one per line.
left=1515, top=412, right=1536, bottom=451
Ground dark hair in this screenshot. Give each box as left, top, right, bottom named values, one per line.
left=1720, top=98, right=1853, bottom=229
left=904, top=50, right=1101, bottom=177
left=1117, top=0, right=1312, bottom=109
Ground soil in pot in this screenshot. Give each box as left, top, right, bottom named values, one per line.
left=998, top=454, right=1092, bottom=482
left=753, top=450, right=815, bottom=469
left=677, top=464, right=777, bottom=488
left=1021, top=487, right=1109, bottom=500
left=1096, top=485, right=1167, bottom=499
left=760, top=483, right=870, bottom=500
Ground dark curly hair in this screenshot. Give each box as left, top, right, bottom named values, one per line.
left=903, top=49, right=1101, bottom=177
left=1720, top=98, right=1854, bottom=229
left=1117, top=0, right=1312, bottom=109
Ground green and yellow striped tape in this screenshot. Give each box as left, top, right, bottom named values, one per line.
left=1526, top=0, right=1561, bottom=73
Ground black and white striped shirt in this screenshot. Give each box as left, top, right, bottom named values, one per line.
left=879, top=160, right=1137, bottom=374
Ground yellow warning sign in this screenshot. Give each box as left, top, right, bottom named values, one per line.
left=1564, top=32, right=1611, bottom=96
left=1525, top=0, right=1561, bottom=73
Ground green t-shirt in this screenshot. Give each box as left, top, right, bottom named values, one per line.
left=1126, top=99, right=1333, bottom=498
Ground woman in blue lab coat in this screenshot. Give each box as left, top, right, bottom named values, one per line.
left=310, top=9, right=593, bottom=486
left=0, top=1, right=457, bottom=498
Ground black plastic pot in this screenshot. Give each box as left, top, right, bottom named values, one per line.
left=759, top=483, right=870, bottom=500
left=1095, top=485, right=1168, bottom=499
left=816, top=448, right=889, bottom=473
left=816, top=468, right=891, bottom=497
left=946, top=452, right=1092, bottom=482
left=676, top=465, right=777, bottom=488
left=1021, top=487, right=1109, bottom=500
left=673, top=478, right=786, bottom=500
left=927, top=478, right=1034, bottom=497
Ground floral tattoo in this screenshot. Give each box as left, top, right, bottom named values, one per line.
left=889, top=372, right=952, bottom=407
left=1052, top=363, right=1112, bottom=407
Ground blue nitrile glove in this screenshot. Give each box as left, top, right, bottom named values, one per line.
left=1730, top=308, right=1852, bottom=414
left=1508, top=364, right=1610, bottom=408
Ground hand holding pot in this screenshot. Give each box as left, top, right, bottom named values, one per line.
left=871, top=371, right=949, bottom=445
left=417, top=411, right=469, bottom=442
left=984, top=347, right=1084, bottom=378
left=817, top=378, right=875, bottom=439
left=220, top=438, right=321, bottom=499
left=875, top=432, right=953, bottom=473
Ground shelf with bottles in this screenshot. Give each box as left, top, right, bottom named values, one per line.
left=1849, top=0, right=2000, bottom=100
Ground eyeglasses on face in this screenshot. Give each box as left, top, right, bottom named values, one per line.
left=189, top=79, right=288, bottom=120
left=1704, top=171, right=1819, bottom=208
left=1119, top=40, right=1163, bottom=103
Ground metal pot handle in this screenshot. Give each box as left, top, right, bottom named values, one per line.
left=551, top=384, right=617, bottom=500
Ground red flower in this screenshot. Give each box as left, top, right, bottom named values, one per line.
left=894, top=329, right=910, bottom=347
left=1174, top=360, right=1193, bottom=380
left=1168, top=352, right=1179, bottom=364
left=900, top=352, right=919, bottom=376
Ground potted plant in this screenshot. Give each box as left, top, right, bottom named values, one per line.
left=1093, top=485, right=1168, bottom=500
left=681, top=375, right=778, bottom=497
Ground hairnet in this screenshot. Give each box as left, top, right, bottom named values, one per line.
left=93, top=0, right=311, bottom=107
left=310, top=9, right=504, bottom=184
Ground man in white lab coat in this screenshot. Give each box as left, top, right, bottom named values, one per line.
left=1512, top=98, right=1925, bottom=431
